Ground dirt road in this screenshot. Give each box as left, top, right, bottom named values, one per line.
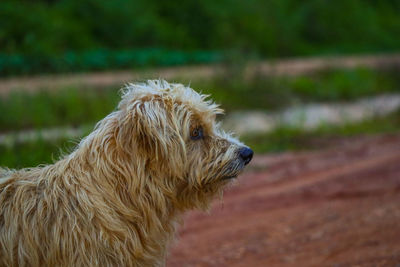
left=167, top=134, right=400, bottom=266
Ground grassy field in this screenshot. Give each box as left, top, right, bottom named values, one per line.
left=1, top=67, right=400, bottom=132
left=1, top=67, right=400, bottom=169
left=242, top=109, right=400, bottom=153
left=0, top=88, right=120, bottom=131
left=2, top=110, right=400, bottom=169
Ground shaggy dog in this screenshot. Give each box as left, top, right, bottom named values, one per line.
left=0, top=80, right=253, bottom=266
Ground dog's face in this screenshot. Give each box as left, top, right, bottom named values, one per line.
left=178, top=112, right=253, bottom=209
left=117, top=81, right=253, bottom=210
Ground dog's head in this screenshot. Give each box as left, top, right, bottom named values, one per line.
left=116, top=80, right=253, bottom=210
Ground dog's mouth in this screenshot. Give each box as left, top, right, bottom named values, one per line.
left=219, top=160, right=246, bottom=181
left=221, top=174, right=238, bottom=180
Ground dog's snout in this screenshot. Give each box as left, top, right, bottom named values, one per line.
left=239, top=147, right=253, bottom=165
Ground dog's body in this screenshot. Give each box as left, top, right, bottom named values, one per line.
left=0, top=80, right=252, bottom=266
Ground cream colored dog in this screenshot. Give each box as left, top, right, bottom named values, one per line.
left=0, top=80, right=253, bottom=266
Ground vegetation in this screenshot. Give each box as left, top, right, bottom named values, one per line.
left=0, top=88, right=119, bottom=131
left=197, top=67, right=400, bottom=111
left=0, top=49, right=222, bottom=77
left=1, top=68, right=399, bottom=132
left=1, top=65, right=400, bottom=168
left=0, top=138, right=77, bottom=169
left=1, top=0, right=400, bottom=76
left=243, top=109, right=400, bottom=153
left=2, top=109, right=400, bottom=169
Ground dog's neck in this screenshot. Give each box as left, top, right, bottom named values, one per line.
left=52, top=126, right=182, bottom=263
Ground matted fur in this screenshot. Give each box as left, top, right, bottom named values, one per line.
left=0, top=80, right=251, bottom=267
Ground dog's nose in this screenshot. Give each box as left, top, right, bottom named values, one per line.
left=239, top=147, right=253, bottom=165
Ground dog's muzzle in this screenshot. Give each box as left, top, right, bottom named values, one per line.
left=239, top=147, right=253, bottom=165
left=221, top=147, right=253, bottom=180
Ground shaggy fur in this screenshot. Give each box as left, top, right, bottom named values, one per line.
left=0, top=80, right=252, bottom=267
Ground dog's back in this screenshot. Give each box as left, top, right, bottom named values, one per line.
left=0, top=163, right=170, bottom=267
left=0, top=168, right=39, bottom=266
left=0, top=168, right=10, bottom=181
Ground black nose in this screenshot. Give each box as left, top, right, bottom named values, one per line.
left=239, top=147, right=253, bottom=165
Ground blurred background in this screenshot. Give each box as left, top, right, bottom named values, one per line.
left=1, top=0, right=400, bottom=265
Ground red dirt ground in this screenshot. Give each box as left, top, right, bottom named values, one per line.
left=167, top=134, right=400, bottom=266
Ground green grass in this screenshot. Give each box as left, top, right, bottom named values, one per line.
left=2, top=110, right=400, bottom=169
left=242, top=109, right=400, bottom=154
left=0, top=87, right=120, bottom=132
left=1, top=67, right=399, bottom=169
left=289, top=68, right=400, bottom=102
left=196, top=67, right=400, bottom=111
left=1, top=68, right=399, bottom=132
left=0, top=138, right=78, bottom=169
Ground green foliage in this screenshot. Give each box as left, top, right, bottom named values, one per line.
left=0, top=49, right=223, bottom=76
left=198, top=75, right=294, bottom=111
left=1, top=68, right=399, bottom=131
left=1, top=68, right=400, bottom=168
left=290, top=68, right=400, bottom=102
left=1, top=0, right=400, bottom=75
left=242, top=127, right=306, bottom=153
left=3, top=109, right=400, bottom=169
left=0, top=88, right=120, bottom=131
left=0, top=138, right=77, bottom=169
left=242, top=109, right=400, bottom=154
left=196, top=67, right=400, bottom=111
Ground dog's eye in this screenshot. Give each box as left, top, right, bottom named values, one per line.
left=190, top=127, right=204, bottom=140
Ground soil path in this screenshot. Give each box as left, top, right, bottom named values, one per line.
left=1, top=53, right=400, bottom=95
left=167, top=134, right=400, bottom=266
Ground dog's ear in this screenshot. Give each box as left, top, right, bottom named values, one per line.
left=116, top=98, right=186, bottom=170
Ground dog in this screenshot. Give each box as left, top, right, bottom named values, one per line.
left=0, top=80, right=253, bottom=266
